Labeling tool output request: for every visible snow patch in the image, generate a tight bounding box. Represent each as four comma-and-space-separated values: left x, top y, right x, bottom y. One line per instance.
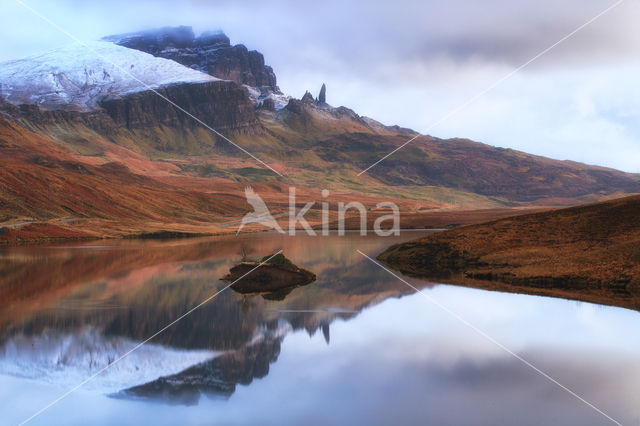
0, 41, 218, 112
243, 84, 291, 110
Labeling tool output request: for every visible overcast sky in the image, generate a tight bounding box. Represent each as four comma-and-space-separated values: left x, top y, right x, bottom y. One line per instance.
3, 0, 640, 172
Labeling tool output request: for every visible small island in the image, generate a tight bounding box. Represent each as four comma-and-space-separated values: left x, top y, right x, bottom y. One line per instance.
222, 253, 316, 296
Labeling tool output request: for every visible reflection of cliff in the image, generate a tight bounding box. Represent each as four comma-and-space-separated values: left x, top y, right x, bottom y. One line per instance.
322, 323, 330, 344
2, 261, 388, 351
116, 327, 285, 405
0, 238, 239, 332
1, 235, 420, 348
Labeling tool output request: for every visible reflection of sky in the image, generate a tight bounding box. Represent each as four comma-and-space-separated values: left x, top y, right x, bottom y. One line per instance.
209, 286, 640, 426
3, 282, 640, 425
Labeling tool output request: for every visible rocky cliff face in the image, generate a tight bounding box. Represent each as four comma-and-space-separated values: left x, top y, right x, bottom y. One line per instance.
1, 79, 263, 155
104, 26, 279, 91
100, 80, 261, 134
1, 80, 261, 134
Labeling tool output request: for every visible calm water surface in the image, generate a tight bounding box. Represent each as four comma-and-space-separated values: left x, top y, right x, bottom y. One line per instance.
0, 232, 639, 425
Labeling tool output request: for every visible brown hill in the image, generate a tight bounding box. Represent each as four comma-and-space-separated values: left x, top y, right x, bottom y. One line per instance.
0, 116, 251, 238
2, 116, 488, 242
378, 195, 640, 310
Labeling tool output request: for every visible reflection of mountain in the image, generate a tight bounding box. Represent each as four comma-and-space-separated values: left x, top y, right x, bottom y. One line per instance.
0, 233, 428, 402
0, 326, 216, 394
0, 234, 414, 345
116, 326, 285, 405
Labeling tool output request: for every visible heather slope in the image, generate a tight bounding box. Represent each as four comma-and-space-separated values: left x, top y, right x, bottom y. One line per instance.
378, 194, 640, 310
0, 116, 248, 235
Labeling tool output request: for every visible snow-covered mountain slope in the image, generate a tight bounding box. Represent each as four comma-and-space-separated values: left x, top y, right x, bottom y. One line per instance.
0, 41, 218, 112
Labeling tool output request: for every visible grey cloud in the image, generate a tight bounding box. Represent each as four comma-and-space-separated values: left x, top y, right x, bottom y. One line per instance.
4, 0, 639, 68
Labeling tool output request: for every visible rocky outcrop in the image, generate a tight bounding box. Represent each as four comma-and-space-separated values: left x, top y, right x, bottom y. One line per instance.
259, 98, 275, 111
318, 83, 326, 104
222, 253, 316, 296
104, 26, 279, 90
300, 91, 315, 104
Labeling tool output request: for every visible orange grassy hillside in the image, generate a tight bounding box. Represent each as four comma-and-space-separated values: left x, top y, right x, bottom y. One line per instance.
378, 194, 640, 310
0, 117, 251, 238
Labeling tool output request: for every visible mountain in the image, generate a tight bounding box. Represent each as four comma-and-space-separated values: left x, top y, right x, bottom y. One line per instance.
0, 38, 263, 148
378, 194, 640, 310
0, 26, 639, 240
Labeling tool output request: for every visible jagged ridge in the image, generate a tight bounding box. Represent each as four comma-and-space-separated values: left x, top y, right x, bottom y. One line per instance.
104, 26, 278, 90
